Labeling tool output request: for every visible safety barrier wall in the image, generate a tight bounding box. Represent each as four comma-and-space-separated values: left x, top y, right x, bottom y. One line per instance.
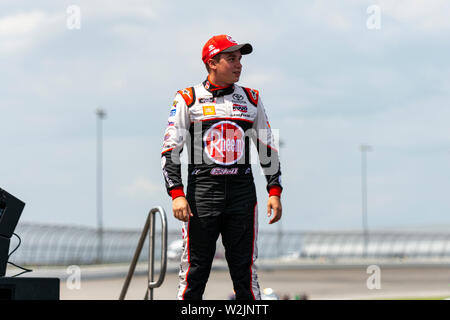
9, 223, 450, 265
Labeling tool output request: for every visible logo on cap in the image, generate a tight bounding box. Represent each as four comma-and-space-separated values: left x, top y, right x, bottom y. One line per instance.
226, 35, 237, 44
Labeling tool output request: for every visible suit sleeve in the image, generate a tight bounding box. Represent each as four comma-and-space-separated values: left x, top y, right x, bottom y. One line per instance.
252, 97, 283, 197
161, 93, 190, 199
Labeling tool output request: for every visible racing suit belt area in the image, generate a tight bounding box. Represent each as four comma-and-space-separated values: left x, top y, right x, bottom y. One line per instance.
187, 166, 255, 217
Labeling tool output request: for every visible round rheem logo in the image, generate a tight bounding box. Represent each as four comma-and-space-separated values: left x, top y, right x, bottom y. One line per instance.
203, 121, 245, 165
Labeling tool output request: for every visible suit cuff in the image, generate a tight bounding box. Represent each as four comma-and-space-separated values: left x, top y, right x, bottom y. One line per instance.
269, 185, 282, 198
170, 187, 185, 200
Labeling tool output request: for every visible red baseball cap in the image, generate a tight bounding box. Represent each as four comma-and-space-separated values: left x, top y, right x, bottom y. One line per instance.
202, 35, 253, 64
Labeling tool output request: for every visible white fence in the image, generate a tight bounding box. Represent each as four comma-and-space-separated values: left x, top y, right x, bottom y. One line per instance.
8, 223, 450, 265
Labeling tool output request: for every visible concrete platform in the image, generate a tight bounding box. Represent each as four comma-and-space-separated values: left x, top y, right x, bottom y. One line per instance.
53, 264, 450, 300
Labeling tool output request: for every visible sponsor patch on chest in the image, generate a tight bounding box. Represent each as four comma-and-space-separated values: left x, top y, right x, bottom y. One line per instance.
233, 104, 247, 113
203, 121, 245, 165
198, 97, 215, 104
210, 167, 239, 175
203, 105, 216, 116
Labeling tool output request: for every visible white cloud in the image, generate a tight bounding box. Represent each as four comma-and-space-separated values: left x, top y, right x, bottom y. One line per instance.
0, 11, 46, 36
110, 23, 150, 38
0, 10, 64, 55
307, 1, 355, 30
379, 0, 450, 31
82, 0, 158, 20
0, 11, 45, 53
120, 176, 164, 199
240, 72, 278, 88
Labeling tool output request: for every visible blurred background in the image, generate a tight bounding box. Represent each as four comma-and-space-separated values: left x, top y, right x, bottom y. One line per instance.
1, 0, 449, 300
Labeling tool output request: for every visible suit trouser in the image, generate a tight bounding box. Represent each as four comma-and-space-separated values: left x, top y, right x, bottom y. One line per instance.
177, 179, 260, 300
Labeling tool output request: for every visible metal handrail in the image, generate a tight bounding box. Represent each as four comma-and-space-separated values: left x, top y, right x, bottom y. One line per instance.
119, 206, 167, 300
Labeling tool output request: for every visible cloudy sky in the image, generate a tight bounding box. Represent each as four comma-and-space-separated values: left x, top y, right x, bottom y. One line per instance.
1, 0, 450, 232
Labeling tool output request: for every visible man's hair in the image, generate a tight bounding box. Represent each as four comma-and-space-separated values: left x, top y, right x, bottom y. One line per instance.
205, 53, 222, 73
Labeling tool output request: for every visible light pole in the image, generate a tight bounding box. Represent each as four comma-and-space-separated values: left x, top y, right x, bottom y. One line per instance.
360, 144, 372, 258
276, 138, 285, 258
96, 108, 107, 264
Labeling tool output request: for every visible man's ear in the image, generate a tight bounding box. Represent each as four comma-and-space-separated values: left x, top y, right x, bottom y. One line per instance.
207, 58, 217, 71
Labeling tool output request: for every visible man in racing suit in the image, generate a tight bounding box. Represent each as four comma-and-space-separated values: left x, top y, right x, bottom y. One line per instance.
161, 34, 283, 300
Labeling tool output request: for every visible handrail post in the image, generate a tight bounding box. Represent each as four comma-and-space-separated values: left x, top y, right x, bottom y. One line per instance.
119, 206, 167, 300
148, 211, 155, 300
147, 206, 168, 299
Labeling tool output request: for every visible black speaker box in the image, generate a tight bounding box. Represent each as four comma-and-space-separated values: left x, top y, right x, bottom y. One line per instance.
0, 235, 10, 277
0, 188, 25, 238
0, 277, 60, 300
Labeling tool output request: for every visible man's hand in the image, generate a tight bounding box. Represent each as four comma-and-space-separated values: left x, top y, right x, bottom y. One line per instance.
267, 196, 282, 224
172, 196, 193, 222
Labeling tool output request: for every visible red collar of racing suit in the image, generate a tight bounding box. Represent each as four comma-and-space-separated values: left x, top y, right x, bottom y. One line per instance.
203, 76, 235, 98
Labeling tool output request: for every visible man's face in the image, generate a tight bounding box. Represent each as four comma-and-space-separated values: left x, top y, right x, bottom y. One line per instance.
210, 51, 242, 85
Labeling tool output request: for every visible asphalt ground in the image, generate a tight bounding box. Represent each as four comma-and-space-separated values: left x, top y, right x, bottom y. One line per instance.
58, 264, 450, 300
